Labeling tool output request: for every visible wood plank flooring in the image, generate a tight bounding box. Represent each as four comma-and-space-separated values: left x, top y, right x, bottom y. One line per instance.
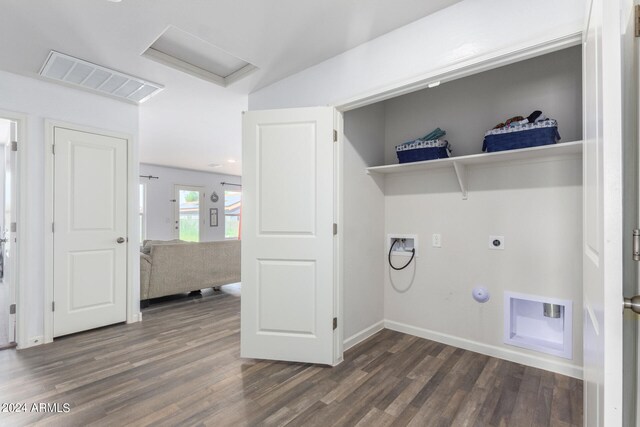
0, 287, 582, 426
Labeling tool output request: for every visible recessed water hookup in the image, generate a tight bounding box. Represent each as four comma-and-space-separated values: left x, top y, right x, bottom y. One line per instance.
504, 292, 572, 359
388, 234, 418, 257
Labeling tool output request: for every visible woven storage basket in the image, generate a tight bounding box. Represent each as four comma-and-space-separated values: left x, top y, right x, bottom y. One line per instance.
396, 139, 450, 163
483, 124, 560, 153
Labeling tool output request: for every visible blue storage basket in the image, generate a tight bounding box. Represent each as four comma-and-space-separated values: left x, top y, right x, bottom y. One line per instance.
396, 139, 451, 163
483, 125, 560, 153
397, 146, 450, 163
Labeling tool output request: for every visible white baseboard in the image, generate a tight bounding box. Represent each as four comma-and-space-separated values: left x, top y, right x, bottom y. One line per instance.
18, 335, 44, 349
384, 320, 583, 379
343, 320, 385, 351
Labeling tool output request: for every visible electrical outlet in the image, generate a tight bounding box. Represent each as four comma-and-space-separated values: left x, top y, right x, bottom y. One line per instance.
432, 233, 442, 248
489, 235, 505, 250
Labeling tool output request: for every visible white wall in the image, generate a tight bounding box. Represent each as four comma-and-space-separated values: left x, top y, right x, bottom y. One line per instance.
342, 104, 386, 346
249, 0, 584, 110
138, 79, 247, 176
383, 160, 583, 376
140, 163, 241, 243
0, 70, 139, 345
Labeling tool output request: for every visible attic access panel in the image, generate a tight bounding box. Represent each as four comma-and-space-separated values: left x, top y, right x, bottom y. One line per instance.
142, 26, 258, 87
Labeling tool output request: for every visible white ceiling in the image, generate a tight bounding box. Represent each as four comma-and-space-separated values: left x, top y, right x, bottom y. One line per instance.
0, 0, 461, 175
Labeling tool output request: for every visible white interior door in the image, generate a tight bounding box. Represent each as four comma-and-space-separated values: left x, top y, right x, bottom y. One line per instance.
53, 127, 128, 337
241, 107, 337, 365
623, 0, 639, 422
583, 0, 632, 423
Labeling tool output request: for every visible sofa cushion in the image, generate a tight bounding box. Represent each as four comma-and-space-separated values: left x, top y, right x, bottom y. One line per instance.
141, 239, 187, 254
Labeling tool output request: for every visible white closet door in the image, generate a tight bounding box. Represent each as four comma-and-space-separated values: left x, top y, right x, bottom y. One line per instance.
582, 0, 631, 423
241, 107, 337, 365
53, 127, 128, 337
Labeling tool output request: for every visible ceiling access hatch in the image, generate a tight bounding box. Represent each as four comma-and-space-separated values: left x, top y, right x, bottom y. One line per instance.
39, 51, 164, 103
142, 26, 258, 87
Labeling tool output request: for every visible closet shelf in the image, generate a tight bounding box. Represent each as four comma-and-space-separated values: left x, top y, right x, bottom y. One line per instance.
366, 140, 583, 199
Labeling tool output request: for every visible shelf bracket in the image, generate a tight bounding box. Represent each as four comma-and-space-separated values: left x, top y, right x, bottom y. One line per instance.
452, 161, 468, 200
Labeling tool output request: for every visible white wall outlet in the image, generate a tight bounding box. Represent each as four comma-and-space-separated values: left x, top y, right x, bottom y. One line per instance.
489, 235, 505, 250
432, 233, 442, 248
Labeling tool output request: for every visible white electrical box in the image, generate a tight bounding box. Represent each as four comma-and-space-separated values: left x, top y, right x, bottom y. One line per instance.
388, 234, 418, 257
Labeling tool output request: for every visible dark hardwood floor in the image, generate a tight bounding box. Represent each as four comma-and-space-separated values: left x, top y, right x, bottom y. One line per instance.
0, 286, 582, 426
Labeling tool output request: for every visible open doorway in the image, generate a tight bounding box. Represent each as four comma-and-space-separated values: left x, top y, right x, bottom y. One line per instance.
138, 166, 242, 310
0, 117, 17, 350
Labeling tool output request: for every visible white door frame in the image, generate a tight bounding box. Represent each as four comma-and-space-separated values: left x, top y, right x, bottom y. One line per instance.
44, 120, 139, 344
0, 110, 27, 349
333, 110, 344, 364
333, 32, 582, 113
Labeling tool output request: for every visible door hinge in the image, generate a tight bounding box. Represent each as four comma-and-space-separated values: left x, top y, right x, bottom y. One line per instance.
11, 141, 17, 152
52, 222, 55, 233
52, 301, 55, 312
633, 229, 640, 261
333, 317, 337, 330
636, 5, 640, 37
10, 222, 16, 233
52, 144, 55, 155
333, 223, 337, 235
9, 304, 15, 315
333, 129, 338, 142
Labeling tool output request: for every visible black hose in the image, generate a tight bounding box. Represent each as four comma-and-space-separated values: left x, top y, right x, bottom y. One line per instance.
388, 239, 415, 271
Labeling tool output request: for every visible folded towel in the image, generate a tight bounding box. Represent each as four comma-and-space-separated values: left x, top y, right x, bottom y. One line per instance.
484, 119, 558, 137
397, 128, 447, 147
420, 128, 446, 141
492, 111, 548, 130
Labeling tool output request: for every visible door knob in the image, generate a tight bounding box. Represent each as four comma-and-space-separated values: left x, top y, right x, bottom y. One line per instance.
624, 295, 640, 314
116, 237, 125, 244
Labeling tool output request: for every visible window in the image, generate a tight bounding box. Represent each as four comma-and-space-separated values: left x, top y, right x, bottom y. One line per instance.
175, 185, 203, 242
139, 183, 146, 245
224, 190, 241, 239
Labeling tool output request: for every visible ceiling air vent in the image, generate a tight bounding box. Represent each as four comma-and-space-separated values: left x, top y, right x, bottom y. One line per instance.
39, 51, 163, 103
142, 26, 258, 87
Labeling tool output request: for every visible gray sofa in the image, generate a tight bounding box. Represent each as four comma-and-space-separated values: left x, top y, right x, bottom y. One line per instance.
140, 239, 241, 300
